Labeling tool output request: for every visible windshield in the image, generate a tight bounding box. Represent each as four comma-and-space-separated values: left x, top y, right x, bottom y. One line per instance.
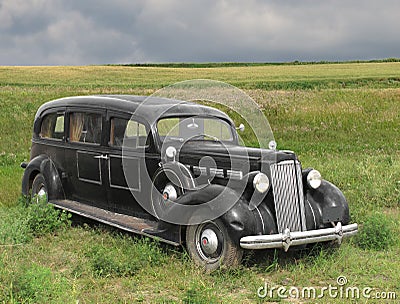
157, 116, 234, 143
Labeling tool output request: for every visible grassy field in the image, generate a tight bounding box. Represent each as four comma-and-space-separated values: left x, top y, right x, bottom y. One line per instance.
0, 63, 399, 303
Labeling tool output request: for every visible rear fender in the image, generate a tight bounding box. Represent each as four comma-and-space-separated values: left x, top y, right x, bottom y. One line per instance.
21, 154, 65, 200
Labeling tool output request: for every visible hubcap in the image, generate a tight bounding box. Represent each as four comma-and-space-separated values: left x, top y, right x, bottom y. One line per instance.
35, 186, 47, 203
37, 187, 46, 198
162, 183, 178, 201
200, 228, 219, 256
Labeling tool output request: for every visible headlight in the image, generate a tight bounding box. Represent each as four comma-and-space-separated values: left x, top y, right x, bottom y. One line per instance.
165, 146, 177, 159
307, 169, 322, 189
253, 172, 270, 193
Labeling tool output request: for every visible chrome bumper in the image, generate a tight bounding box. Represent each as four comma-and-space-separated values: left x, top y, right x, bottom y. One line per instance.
240, 222, 358, 251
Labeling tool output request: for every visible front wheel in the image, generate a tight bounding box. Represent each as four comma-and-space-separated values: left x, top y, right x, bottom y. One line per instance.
31, 173, 48, 203
185, 219, 243, 272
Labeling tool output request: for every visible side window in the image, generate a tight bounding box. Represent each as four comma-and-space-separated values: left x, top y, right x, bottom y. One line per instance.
69, 112, 102, 144
157, 118, 180, 137
110, 118, 148, 148
40, 113, 65, 140
204, 119, 232, 141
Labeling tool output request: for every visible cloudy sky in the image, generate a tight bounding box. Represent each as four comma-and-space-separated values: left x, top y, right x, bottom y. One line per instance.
0, 0, 399, 65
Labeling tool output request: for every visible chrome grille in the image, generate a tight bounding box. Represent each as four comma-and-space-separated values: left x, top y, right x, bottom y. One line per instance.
270, 160, 306, 233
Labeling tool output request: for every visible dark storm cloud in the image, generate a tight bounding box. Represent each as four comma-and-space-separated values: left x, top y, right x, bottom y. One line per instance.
0, 0, 399, 65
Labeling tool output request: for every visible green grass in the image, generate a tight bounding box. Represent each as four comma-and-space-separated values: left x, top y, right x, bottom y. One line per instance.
0, 62, 399, 303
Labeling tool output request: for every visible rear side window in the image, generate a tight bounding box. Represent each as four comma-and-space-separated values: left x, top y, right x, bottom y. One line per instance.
69, 112, 102, 144
40, 113, 64, 140
110, 118, 148, 148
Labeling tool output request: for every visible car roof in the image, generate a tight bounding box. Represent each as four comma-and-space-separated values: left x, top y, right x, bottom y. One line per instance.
36, 95, 233, 125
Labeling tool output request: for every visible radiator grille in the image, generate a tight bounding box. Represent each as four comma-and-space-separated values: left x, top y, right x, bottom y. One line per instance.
270, 160, 306, 233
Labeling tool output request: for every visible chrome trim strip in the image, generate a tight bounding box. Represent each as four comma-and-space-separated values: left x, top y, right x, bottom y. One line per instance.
274, 159, 297, 166
255, 207, 265, 234
188, 165, 243, 180
240, 223, 358, 251
227, 169, 243, 180
209, 167, 224, 178
306, 198, 317, 230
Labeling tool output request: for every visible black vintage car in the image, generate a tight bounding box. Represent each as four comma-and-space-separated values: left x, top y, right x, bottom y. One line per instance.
22, 95, 358, 271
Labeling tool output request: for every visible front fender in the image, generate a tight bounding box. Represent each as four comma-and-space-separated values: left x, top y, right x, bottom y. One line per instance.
21, 154, 65, 200
162, 184, 242, 224
161, 161, 196, 190
166, 184, 261, 245
306, 180, 350, 229
219, 198, 260, 244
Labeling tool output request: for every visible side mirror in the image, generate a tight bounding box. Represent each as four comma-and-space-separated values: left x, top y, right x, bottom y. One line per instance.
236, 123, 245, 132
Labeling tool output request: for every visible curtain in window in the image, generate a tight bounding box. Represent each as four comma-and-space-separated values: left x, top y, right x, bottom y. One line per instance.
70, 113, 84, 142
40, 115, 54, 138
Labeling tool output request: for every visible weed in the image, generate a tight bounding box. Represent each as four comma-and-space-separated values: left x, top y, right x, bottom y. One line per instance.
0, 197, 71, 245
86, 234, 166, 277
25, 199, 71, 237
0, 205, 31, 244
356, 213, 395, 250
11, 263, 72, 304
87, 243, 139, 277
0, 152, 18, 166
182, 282, 218, 304
13, 263, 53, 302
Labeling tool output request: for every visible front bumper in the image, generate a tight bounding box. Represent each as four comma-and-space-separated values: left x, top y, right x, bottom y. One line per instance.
240, 222, 358, 251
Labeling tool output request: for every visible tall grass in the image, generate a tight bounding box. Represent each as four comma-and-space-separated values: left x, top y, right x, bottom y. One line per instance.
1, 62, 400, 90
0, 63, 399, 303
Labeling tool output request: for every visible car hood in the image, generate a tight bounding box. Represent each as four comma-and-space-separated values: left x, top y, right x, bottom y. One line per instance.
176, 141, 297, 173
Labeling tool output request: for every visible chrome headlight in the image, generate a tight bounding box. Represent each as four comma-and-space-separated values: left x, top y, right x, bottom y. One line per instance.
307, 169, 322, 189
253, 172, 270, 193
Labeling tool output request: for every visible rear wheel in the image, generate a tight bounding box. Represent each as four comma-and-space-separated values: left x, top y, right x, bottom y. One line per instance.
31, 173, 48, 203
186, 219, 243, 272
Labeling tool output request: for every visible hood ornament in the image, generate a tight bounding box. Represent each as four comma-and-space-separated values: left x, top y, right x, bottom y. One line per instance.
268, 140, 277, 150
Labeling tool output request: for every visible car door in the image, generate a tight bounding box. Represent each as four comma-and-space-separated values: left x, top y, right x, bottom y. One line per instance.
64, 109, 109, 209
106, 112, 159, 217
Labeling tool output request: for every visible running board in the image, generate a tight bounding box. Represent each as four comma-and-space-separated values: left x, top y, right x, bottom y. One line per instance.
51, 200, 180, 246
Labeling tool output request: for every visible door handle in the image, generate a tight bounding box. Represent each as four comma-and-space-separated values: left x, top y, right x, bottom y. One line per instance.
94, 154, 109, 160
